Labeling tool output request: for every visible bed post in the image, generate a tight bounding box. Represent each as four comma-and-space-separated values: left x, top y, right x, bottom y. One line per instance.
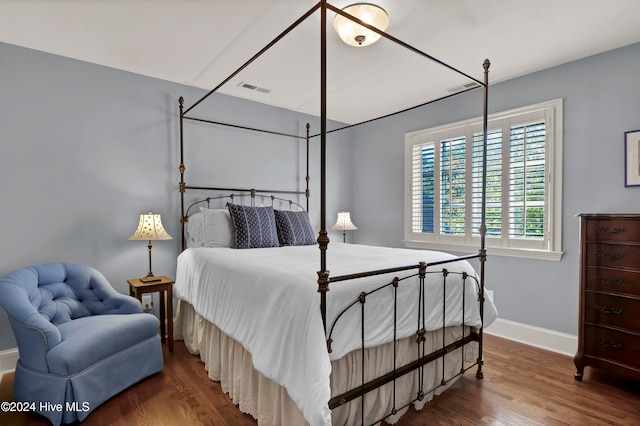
317, 0, 330, 334
306, 123, 310, 212
476, 59, 490, 379
179, 96, 187, 252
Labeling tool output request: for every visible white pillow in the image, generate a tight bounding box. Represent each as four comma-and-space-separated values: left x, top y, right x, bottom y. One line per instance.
185, 212, 205, 248
200, 207, 234, 248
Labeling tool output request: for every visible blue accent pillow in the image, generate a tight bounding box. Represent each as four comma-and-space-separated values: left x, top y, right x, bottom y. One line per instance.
274, 210, 317, 246
227, 204, 280, 249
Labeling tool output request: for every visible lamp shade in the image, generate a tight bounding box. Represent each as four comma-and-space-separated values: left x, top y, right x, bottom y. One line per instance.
333, 3, 389, 47
129, 212, 173, 241
331, 211, 358, 231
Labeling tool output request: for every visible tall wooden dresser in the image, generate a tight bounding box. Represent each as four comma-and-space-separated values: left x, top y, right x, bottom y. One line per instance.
575, 214, 640, 381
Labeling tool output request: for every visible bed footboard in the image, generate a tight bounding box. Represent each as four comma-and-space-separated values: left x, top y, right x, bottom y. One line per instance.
322, 252, 486, 425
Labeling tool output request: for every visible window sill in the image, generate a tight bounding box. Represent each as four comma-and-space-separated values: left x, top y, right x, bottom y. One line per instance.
403, 240, 564, 261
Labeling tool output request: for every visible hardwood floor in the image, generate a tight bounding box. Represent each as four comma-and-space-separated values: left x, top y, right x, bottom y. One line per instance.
1, 334, 639, 425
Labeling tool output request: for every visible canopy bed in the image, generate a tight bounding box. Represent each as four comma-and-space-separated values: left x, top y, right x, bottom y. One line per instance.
173, 2, 496, 425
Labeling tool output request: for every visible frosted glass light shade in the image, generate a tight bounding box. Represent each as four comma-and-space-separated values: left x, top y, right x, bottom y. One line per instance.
334, 3, 389, 47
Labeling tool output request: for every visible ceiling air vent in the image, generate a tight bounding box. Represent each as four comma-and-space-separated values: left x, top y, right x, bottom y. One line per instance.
446, 81, 481, 93
237, 82, 271, 94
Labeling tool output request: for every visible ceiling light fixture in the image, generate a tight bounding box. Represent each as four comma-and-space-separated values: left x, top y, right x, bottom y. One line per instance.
333, 3, 389, 47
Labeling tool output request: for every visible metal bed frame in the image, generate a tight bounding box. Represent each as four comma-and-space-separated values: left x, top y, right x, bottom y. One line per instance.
177, 1, 490, 424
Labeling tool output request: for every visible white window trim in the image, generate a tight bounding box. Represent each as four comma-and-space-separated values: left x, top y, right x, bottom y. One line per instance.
404, 99, 564, 261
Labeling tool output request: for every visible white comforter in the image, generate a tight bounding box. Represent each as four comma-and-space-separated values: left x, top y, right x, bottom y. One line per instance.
174, 243, 498, 426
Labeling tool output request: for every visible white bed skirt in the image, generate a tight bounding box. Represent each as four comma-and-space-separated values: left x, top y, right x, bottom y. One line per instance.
175, 300, 479, 426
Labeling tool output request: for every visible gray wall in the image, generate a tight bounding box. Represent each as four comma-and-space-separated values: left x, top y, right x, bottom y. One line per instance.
0, 42, 353, 351
351, 42, 640, 335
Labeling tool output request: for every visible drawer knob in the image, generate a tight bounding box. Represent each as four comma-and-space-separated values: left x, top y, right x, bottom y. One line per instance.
593, 337, 624, 350
596, 252, 627, 260
595, 226, 628, 235
592, 305, 625, 315
596, 276, 626, 285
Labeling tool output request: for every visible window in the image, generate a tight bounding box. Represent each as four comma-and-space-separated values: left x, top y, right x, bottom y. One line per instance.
405, 99, 563, 260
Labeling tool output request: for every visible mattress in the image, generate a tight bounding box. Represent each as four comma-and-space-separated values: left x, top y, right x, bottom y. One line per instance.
174, 243, 498, 426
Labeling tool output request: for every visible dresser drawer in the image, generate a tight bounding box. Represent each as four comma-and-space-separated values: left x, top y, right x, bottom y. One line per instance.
585, 266, 640, 297
585, 292, 640, 331
586, 219, 640, 242
585, 325, 640, 368
586, 242, 640, 271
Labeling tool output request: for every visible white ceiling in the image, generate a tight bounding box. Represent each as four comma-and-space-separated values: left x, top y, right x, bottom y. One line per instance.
2, 0, 640, 124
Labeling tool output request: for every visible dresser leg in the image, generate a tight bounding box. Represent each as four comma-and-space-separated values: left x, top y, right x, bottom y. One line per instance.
574, 352, 584, 381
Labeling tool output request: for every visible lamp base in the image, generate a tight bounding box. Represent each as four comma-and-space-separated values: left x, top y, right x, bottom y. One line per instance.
140, 275, 161, 283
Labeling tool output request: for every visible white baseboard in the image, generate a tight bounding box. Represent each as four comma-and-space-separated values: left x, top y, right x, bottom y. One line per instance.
485, 318, 577, 357
0, 348, 19, 378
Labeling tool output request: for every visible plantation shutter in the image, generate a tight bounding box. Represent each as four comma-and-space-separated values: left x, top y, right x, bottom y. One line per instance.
411, 142, 435, 234
440, 137, 466, 235
472, 129, 502, 237
509, 121, 546, 240
405, 98, 561, 259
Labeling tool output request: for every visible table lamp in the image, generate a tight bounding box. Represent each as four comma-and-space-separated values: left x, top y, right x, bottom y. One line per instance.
129, 211, 172, 282
331, 211, 357, 243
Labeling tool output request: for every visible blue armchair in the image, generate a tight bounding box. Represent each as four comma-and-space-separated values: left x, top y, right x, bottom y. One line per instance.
0, 263, 164, 425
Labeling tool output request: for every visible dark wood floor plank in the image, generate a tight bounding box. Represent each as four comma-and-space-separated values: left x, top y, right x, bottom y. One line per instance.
1, 334, 639, 425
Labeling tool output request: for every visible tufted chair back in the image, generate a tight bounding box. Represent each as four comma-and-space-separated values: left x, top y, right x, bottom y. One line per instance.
16, 263, 133, 324
0, 262, 141, 371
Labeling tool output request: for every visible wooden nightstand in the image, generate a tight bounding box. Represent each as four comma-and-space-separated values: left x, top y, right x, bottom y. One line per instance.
127, 276, 175, 352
